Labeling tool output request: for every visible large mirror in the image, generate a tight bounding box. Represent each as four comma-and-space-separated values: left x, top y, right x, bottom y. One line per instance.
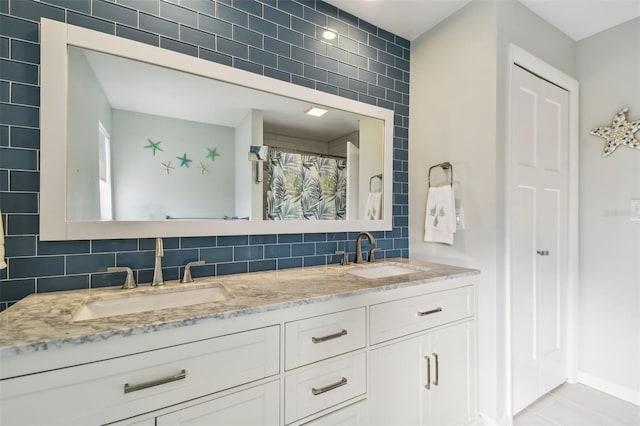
40, 19, 393, 240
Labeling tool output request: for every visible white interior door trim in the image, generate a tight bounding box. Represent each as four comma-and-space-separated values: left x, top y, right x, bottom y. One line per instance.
504, 44, 579, 421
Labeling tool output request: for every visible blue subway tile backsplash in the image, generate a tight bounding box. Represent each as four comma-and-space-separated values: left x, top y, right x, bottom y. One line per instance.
93, 0, 138, 26
66, 10, 114, 34
0, 37, 8, 59
0, 81, 11, 102
0, 0, 409, 310
0, 147, 38, 170
37, 240, 90, 255
0, 14, 39, 41
0, 58, 38, 84
10, 39, 40, 63
160, 0, 198, 27
140, 12, 179, 38
4, 235, 35, 257
9, 0, 65, 23
10, 82, 39, 106
44, 0, 91, 15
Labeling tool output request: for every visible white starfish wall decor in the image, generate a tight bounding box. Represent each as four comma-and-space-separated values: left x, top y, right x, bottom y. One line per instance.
590, 108, 640, 157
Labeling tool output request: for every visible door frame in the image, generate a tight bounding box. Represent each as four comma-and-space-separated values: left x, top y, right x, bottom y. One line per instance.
504, 44, 579, 420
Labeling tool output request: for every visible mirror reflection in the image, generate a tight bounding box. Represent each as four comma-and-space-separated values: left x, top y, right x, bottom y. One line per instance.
67, 47, 384, 223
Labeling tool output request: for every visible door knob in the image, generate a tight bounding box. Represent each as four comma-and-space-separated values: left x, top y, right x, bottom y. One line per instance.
536, 250, 549, 256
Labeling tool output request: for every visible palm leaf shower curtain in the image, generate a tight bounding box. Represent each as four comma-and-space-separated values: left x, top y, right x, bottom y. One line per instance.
266, 149, 347, 220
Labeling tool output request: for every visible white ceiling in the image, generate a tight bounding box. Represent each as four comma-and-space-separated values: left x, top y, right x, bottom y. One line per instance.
80, 48, 361, 142
324, 0, 640, 41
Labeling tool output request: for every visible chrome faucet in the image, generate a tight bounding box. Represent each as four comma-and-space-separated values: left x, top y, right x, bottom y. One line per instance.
152, 238, 164, 286
182, 260, 205, 283
107, 266, 137, 289
355, 231, 376, 263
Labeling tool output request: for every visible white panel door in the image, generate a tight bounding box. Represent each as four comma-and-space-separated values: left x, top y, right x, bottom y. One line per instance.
510, 64, 569, 414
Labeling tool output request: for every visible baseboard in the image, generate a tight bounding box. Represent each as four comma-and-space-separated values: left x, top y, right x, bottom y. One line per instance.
578, 371, 640, 406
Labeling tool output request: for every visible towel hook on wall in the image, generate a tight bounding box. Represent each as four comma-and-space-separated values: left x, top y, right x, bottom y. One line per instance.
369, 174, 383, 192
428, 162, 453, 188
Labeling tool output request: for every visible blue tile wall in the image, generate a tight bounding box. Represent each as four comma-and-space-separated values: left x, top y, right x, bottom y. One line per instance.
0, 0, 410, 310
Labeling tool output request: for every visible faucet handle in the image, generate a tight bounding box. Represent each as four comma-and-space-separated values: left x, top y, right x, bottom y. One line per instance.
107, 267, 137, 289
368, 248, 381, 263
182, 260, 205, 283
334, 250, 349, 266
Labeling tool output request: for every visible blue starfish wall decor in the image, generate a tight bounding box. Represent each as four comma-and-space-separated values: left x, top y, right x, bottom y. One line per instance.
144, 139, 163, 155
590, 108, 640, 157
177, 153, 192, 167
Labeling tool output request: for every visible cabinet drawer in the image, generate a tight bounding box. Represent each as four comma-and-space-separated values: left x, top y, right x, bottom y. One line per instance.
0, 326, 279, 425
284, 352, 366, 424
285, 308, 365, 370
157, 380, 279, 426
301, 399, 369, 425
370, 285, 473, 344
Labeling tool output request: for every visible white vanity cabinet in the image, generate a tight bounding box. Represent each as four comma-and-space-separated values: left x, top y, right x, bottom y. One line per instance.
369, 284, 477, 426
0, 266, 478, 426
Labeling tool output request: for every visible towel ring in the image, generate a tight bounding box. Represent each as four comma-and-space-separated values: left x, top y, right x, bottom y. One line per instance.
369, 174, 383, 191
428, 162, 453, 187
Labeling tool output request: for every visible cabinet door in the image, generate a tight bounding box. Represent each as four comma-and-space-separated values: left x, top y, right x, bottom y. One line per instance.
157, 381, 279, 426
424, 321, 476, 426
369, 336, 422, 426
370, 320, 476, 426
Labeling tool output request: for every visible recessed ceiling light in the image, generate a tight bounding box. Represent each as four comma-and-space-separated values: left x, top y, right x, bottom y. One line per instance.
322, 30, 337, 40
305, 106, 329, 117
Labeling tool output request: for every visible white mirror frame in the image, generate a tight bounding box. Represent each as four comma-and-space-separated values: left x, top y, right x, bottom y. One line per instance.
40, 19, 394, 240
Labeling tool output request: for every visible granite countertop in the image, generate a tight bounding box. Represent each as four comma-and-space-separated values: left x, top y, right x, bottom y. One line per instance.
0, 259, 478, 357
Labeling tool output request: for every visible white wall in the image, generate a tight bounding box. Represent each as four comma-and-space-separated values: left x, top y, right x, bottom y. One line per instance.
111, 110, 235, 220
576, 18, 640, 403
328, 131, 358, 158
409, 0, 577, 422
67, 47, 111, 220
263, 132, 329, 155
409, 1, 499, 420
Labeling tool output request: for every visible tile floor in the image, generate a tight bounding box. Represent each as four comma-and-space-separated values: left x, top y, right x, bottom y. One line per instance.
514, 383, 640, 426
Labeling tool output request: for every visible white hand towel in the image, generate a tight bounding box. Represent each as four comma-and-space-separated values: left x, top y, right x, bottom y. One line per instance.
0, 208, 6, 269
423, 186, 456, 244
365, 192, 382, 220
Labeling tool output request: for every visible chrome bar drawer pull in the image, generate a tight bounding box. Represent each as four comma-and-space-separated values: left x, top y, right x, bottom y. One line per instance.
124, 369, 186, 394
312, 377, 348, 395
424, 356, 431, 390
312, 329, 347, 344
417, 307, 442, 317
432, 353, 439, 386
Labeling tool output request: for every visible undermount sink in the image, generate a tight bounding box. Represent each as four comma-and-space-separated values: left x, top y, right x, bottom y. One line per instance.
347, 263, 431, 279
72, 285, 231, 322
